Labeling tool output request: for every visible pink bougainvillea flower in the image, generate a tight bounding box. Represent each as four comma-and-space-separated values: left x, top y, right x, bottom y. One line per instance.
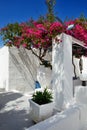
22, 43, 27, 48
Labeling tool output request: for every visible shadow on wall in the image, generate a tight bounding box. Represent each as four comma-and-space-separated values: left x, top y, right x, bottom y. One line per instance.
9, 48, 36, 92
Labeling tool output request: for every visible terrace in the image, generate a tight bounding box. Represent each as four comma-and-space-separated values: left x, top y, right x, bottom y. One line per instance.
0, 33, 87, 130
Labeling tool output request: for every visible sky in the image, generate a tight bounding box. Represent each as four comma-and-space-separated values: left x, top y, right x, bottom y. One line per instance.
0, 0, 87, 47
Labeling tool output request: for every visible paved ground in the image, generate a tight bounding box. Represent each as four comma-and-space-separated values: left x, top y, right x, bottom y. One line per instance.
0, 90, 34, 130
1, 89, 87, 130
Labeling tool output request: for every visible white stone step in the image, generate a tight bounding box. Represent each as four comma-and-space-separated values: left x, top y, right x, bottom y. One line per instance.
80, 122, 87, 130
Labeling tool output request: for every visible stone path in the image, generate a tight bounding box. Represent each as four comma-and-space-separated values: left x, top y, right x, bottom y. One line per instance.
0, 90, 34, 130
81, 123, 87, 130
1, 89, 87, 130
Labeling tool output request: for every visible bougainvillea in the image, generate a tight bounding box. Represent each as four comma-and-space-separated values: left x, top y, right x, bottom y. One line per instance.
0, 17, 87, 68
65, 19, 87, 46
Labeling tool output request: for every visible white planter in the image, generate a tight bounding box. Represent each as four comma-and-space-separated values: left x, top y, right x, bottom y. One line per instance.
29, 99, 54, 123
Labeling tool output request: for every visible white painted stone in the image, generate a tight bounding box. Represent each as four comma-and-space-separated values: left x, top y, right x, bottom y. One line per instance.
73, 56, 87, 78
37, 66, 52, 89
26, 106, 80, 130
73, 56, 80, 77
52, 33, 73, 110
0, 46, 52, 94
79, 73, 87, 81
0, 46, 9, 89
29, 99, 54, 123
75, 86, 87, 105
0, 46, 39, 93
82, 56, 87, 74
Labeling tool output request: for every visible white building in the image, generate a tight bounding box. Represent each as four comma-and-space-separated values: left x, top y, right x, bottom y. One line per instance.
0, 46, 39, 93
0, 45, 52, 94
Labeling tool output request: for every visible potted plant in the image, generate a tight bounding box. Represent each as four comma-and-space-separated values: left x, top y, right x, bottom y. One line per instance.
29, 88, 54, 123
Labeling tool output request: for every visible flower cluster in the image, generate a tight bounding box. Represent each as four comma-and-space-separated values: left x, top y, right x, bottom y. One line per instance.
18, 21, 64, 49
0, 17, 87, 59
65, 19, 87, 46
0, 20, 63, 49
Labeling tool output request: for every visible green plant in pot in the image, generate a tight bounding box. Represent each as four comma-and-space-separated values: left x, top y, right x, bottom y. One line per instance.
29, 88, 54, 123
32, 88, 53, 105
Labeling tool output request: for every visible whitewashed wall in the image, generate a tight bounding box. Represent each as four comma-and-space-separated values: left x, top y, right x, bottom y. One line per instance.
0, 46, 9, 89
37, 66, 52, 89
0, 46, 52, 93
73, 56, 87, 87
0, 46, 40, 93
8, 46, 39, 93
81, 56, 87, 75
73, 56, 80, 77
73, 56, 87, 77
52, 33, 73, 110
9, 47, 52, 92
